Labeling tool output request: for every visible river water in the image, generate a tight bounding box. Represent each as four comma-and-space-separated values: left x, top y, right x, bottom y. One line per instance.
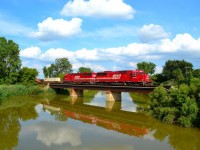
0, 90, 200, 150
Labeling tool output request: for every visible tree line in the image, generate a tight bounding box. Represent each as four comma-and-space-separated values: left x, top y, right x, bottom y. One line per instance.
42, 59, 93, 79
0, 37, 93, 85
2, 37, 200, 128
1, 36, 200, 87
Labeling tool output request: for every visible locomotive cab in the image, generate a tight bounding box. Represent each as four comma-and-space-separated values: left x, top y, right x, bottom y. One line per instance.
129, 70, 152, 86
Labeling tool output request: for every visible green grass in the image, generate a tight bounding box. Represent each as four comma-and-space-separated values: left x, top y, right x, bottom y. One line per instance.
0, 85, 55, 101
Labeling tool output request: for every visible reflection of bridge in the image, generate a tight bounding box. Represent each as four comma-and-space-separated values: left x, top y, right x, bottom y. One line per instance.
49, 83, 155, 101
43, 98, 150, 137
64, 109, 148, 137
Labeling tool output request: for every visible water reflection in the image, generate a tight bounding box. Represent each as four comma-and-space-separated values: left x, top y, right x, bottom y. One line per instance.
0, 91, 200, 150
44, 99, 149, 137
27, 121, 81, 147
0, 96, 38, 150
42, 92, 200, 150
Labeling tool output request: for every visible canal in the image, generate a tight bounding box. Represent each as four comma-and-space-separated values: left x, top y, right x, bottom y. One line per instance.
0, 90, 200, 150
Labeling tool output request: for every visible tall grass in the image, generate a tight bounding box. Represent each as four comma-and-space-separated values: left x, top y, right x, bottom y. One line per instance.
0, 85, 45, 100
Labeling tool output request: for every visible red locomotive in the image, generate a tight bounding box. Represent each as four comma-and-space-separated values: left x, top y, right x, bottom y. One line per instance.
63, 70, 152, 86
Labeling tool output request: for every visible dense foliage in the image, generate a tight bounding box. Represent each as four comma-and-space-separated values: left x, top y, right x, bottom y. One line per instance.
137, 61, 156, 75
0, 37, 39, 85
43, 58, 72, 78
193, 69, 200, 78
149, 83, 200, 127
78, 67, 93, 73
0, 37, 21, 84
18, 67, 39, 85
151, 60, 194, 86
162, 60, 193, 82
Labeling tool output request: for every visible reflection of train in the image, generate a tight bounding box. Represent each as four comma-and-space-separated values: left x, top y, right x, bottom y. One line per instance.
63, 70, 152, 86
42, 98, 150, 138
64, 110, 149, 137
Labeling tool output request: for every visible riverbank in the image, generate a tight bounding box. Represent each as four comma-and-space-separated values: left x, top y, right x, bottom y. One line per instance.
0, 84, 55, 101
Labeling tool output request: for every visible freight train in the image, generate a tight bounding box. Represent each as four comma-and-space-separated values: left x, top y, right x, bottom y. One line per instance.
63, 70, 152, 86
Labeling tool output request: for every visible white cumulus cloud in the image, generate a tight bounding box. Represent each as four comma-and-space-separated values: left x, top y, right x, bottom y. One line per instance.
21, 32, 200, 78
23, 33, 200, 62
139, 24, 169, 43
31, 17, 82, 41
159, 33, 200, 52
40, 48, 74, 60
60, 0, 135, 19
20, 46, 41, 58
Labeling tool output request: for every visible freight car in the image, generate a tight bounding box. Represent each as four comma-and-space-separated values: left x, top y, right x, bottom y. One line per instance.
44, 77, 61, 83
63, 70, 152, 86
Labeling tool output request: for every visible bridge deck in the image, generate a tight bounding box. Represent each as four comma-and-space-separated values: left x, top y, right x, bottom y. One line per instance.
49, 83, 157, 92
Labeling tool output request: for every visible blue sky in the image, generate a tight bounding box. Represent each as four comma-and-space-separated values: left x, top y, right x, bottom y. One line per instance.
0, 0, 200, 78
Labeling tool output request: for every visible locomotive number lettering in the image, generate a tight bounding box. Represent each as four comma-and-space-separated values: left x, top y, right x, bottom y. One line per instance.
74, 76, 80, 80
112, 74, 121, 79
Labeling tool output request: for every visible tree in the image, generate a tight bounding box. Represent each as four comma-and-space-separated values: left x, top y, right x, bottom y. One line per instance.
137, 61, 156, 75
43, 66, 48, 78
193, 69, 200, 78
162, 60, 193, 81
43, 58, 72, 78
149, 84, 199, 127
18, 67, 39, 85
43, 64, 55, 78
0, 37, 21, 84
54, 58, 72, 76
78, 67, 93, 73
151, 73, 167, 86
172, 68, 185, 84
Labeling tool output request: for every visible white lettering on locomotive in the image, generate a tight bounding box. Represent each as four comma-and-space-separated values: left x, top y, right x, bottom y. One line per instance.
74, 76, 80, 80
112, 74, 121, 79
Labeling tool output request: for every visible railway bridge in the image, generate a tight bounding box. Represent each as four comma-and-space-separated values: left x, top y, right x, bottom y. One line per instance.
49, 83, 157, 101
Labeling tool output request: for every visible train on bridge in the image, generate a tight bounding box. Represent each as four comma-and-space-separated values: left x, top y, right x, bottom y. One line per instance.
62, 70, 152, 86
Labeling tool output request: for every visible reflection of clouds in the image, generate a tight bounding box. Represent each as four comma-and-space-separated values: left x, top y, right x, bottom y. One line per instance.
35, 104, 43, 113
143, 131, 155, 141
122, 93, 137, 112
28, 121, 81, 147
85, 92, 105, 107
73, 145, 134, 150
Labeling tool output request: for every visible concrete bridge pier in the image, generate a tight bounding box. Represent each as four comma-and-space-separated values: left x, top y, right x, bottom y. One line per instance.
70, 96, 84, 105
70, 88, 83, 97
105, 101, 122, 111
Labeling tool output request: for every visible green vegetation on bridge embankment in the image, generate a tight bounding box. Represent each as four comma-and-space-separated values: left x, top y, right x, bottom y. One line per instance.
0, 85, 55, 101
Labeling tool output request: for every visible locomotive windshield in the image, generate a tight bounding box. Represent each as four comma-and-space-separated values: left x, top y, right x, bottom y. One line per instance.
97, 73, 107, 76
84, 73, 92, 76
132, 73, 136, 77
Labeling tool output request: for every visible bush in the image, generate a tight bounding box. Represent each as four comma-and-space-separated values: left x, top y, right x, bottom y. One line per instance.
177, 116, 192, 127
149, 84, 199, 127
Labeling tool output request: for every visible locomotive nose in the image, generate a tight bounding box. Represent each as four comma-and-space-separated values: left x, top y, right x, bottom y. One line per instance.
146, 75, 151, 81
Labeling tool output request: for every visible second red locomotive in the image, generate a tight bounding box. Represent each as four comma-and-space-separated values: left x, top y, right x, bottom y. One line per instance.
63, 70, 152, 86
